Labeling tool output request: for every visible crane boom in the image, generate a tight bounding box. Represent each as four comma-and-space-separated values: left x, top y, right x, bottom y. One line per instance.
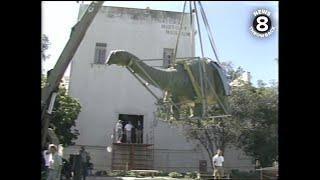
41, 1, 104, 148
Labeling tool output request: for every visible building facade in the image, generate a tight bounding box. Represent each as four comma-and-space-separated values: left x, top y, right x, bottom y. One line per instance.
66, 4, 254, 173
230, 71, 251, 87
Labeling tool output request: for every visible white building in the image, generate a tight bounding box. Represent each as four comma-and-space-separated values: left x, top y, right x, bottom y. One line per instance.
230, 71, 251, 87
65, 4, 254, 173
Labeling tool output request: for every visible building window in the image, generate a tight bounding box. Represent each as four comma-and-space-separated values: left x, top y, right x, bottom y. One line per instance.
163, 48, 174, 68
94, 42, 107, 64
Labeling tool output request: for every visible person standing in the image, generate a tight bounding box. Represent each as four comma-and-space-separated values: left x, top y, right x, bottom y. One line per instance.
136, 121, 143, 144
43, 145, 53, 179
124, 121, 134, 143
47, 144, 62, 180
88, 162, 94, 176
71, 154, 82, 180
86, 153, 92, 176
79, 146, 89, 180
212, 149, 224, 180
115, 120, 123, 143
56, 144, 63, 180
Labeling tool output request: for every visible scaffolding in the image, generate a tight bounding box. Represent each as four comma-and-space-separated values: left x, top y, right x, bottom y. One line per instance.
110, 114, 156, 171
111, 143, 154, 170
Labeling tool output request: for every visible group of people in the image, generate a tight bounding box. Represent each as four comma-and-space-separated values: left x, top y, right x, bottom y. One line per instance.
115, 120, 143, 144
42, 143, 225, 180
42, 145, 92, 180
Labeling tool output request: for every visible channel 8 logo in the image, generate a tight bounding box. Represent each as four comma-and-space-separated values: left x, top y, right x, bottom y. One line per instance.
250, 9, 276, 38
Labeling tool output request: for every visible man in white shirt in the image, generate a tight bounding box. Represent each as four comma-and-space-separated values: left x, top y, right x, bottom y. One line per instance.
46, 144, 62, 180
212, 149, 224, 179
124, 121, 134, 143
43, 145, 53, 178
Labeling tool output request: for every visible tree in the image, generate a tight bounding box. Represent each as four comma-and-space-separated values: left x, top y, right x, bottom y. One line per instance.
156, 62, 246, 169
42, 34, 51, 74
156, 62, 278, 169
220, 61, 245, 84
233, 81, 278, 167
41, 34, 51, 62
179, 114, 240, 169
42, 77, 81, 146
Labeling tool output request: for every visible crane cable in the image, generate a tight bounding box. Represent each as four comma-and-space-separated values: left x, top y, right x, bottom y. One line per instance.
193, 1, 228, 115
197, 2, 229, 114
193, 1, 208, 118
173, 1, 187, 66
197, 1, 220, 63
193, 1, 205, 58
189, 1, 194, 55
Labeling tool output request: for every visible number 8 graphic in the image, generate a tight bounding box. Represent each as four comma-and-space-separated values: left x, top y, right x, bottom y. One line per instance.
256, 16, 268, 32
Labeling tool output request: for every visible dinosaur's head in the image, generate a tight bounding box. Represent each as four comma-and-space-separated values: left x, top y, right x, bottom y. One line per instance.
105, 50, 133, 67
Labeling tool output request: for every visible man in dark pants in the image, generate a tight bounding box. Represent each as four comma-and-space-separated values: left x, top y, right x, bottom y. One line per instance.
71, 154, 82, 180
79, 146, 89, 180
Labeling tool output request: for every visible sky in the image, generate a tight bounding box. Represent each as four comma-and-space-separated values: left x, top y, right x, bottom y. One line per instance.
42, 1, 278, 86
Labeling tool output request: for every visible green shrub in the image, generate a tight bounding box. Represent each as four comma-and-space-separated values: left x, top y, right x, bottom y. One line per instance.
169, 171, 183, 178
41, 170, 47, 180
126, 171, 137, 177
108, 170, 126, 177
230, 169, 259, 179
184, 171, 198, 179
158, 171, 169, 176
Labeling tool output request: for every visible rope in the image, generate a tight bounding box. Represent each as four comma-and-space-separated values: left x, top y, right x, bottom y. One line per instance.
193, 1, 204, 58
126, 67, 160, 101
193, 1, 208, 118
197, 1, 220, 63
189, 1, 194, 54
131, 59, 181, 112
189, 1, 193, 28
173, 1, 187, 67
203, 73, 228, 114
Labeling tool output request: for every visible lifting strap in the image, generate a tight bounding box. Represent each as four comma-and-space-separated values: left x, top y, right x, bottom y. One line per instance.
173, 1, 187, 67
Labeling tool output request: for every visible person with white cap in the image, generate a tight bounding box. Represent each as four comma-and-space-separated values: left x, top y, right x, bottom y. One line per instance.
46, 144, 62, 180
43, 144, 53, 178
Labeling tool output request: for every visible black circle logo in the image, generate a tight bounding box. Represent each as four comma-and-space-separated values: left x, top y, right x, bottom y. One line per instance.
253, 14, 272, 33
